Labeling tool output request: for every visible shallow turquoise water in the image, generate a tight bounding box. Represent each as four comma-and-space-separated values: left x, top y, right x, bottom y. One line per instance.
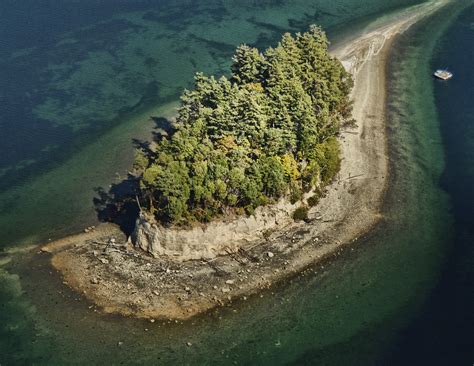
1, 0, 473, 365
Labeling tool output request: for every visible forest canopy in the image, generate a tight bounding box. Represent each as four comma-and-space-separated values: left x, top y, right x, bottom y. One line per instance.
136, 25, 353, 225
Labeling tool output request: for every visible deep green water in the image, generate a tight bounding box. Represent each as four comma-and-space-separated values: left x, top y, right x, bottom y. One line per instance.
388, 4, 474, 363
1, 0, 473, 365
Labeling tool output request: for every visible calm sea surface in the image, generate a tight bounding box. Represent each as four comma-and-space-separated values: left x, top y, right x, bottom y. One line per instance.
0, 0, 473, 364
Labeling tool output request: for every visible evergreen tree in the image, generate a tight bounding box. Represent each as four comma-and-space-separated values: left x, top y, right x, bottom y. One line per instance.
137, 25, 353, 225
231, 45, 265, 85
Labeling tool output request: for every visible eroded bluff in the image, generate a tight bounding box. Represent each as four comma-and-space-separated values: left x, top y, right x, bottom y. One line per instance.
132, 198, 302, 261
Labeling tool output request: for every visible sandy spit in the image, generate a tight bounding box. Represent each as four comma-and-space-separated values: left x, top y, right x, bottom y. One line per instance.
43, 0, 450, 321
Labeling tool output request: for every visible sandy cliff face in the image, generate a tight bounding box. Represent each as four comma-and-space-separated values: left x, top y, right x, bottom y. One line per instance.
132, 198, 301, 261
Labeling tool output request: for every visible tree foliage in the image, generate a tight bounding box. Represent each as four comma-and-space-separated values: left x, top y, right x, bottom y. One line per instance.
137, 25, 353, 225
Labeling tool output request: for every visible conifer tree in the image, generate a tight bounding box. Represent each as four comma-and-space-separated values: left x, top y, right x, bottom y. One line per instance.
231, 45, 265, 85
137, 26, 353, 225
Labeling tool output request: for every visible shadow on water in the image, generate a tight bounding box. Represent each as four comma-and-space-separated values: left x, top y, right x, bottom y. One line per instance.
93, 177, 140, 236
92, 115, 174, 236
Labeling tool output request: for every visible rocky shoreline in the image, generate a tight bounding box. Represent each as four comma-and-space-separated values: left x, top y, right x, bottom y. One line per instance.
42, 0, 449, 321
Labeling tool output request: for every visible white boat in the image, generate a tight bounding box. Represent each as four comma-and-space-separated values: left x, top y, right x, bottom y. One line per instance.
434, 69, 453, 80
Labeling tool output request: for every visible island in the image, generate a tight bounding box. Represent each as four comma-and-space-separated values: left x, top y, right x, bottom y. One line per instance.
133, 25, 353, 261
42, 0, 447, 321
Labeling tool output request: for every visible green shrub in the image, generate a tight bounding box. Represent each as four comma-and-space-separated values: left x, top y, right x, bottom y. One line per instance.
307, 195, 319, 207
318, 137, 341, 184
307, 187, 322, 207
245, 205, 255, 216
290, 185, 303, 204
293, 205, 309, 221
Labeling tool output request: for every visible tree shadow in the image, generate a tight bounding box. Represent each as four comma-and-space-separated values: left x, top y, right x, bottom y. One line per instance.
131, 116, 175, 159
93, 175, 140, 236
150, 116, 175, 140
92, 115, 174, 236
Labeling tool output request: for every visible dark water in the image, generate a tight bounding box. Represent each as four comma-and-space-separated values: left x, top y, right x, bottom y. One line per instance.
1, 0, 473, 365
389, 4, 474, 363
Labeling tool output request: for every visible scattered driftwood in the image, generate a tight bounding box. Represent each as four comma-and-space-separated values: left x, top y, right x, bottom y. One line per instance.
90, 240, 126, 255
91, 240, 109, 246
347, 174, 365, 180
238, 248, 260, 263
104, 248, 137, 258
341, 130, 359, 135
225, 249, 248, 265
338, 173, 364, 182
205, 260, 229, 277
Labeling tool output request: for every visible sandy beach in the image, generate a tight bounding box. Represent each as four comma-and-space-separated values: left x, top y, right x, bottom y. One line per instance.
42, 0, 449, 321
